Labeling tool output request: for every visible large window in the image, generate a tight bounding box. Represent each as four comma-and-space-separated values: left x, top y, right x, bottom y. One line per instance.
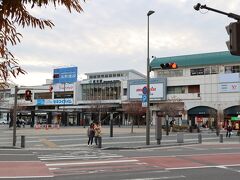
225, 65, 240, 73
167, 86, 185, 94
188, 85, 200, 93
191, 66, 219, 76
54, 92, 73, 99
82, 81, 121, 100
35, 92, 52, 99
157, 69, 183, 77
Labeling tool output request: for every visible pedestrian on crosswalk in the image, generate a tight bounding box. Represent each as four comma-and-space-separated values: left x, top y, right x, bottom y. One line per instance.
87, 123, 95, 146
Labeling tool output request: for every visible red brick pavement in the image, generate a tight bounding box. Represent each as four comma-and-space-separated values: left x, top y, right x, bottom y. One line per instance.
0, 161, 53, 178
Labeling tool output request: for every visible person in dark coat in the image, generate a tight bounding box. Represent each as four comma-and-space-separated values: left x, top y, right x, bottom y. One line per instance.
87, 123, 95, 146
226, 125, 233, 138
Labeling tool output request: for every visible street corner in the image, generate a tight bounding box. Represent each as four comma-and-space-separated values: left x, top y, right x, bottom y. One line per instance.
0, 161, 54, 178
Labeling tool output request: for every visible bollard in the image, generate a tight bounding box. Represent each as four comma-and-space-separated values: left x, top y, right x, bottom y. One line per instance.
98, 137, 102, 148
219, 134, 223, 143
177, 132, 184, 143
21, 135, 25, 148
198, 133, 202, 144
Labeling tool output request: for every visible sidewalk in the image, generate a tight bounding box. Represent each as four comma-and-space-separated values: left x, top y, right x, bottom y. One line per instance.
1, 126, 239, 150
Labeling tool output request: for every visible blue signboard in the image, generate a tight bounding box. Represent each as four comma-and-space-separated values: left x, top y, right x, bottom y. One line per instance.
36, 98, 73, 105
53, 67, 78, 84
142, 94, 147, 107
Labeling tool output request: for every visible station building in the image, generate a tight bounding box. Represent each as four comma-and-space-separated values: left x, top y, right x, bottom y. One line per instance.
1, 51, 240, 130
150, 51, 240, 129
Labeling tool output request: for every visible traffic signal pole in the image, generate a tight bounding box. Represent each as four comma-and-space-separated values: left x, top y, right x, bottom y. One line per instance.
13, 86, 18, 146
194, 3, 240, 56
12, 86, 50, 147
194, 3, 240, 21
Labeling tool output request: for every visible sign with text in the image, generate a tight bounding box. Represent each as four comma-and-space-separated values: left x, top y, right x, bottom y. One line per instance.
53, 83, 74, 92
53, 67, 77, 84
218, 83, 240, 93
130, 83, 164, 99
36, 98, 73, 105
142, 94, 147, 107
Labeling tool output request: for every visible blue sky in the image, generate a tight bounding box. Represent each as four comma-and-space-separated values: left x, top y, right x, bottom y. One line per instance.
10, 0, 240, 86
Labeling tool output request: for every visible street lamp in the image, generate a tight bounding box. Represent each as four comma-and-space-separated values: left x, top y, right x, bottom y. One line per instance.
146, 10, 155, 145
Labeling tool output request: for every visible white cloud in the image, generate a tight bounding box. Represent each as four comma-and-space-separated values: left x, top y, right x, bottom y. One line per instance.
9, 0, 239, 86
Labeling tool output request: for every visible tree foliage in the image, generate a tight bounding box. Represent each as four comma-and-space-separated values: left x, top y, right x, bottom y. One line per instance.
0, 0, 85, 88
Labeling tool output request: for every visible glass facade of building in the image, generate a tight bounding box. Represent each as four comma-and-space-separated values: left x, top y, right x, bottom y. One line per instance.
82, 80, 121, 100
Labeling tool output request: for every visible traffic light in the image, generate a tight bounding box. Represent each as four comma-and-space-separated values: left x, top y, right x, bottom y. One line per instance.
226, 22, 240, 56
25, 89, 32, 101
160, 62, 178, 69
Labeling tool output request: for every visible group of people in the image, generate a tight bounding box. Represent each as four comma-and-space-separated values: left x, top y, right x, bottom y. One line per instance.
87, 122, 102, 146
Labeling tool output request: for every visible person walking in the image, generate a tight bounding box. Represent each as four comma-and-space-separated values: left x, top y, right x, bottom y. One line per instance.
94, 122, 102, 145
87, 123, 95, 146
226, 125, 233, 138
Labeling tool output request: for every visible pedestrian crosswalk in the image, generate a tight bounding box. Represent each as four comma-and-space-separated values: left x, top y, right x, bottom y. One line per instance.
34, 149, 156, 177
37, 151, 123, 161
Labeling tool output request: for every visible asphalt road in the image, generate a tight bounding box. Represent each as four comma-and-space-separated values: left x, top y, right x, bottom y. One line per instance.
1, 144, 240, 179
1, 125, 240, 179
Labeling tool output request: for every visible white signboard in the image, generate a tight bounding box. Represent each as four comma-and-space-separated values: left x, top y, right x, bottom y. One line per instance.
53, 83, 74, 92
219, 73, 240, 83
218, 83, 240, 93
130, 83, 164, 99
36, 98, 73, 105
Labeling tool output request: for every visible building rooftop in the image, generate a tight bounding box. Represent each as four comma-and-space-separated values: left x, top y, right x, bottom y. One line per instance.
85, 69, 146, 78
150, 51, 240, 69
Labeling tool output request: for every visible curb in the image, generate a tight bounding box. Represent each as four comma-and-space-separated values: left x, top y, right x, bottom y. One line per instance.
101, 142, 199, 150
0, 146, 21, 149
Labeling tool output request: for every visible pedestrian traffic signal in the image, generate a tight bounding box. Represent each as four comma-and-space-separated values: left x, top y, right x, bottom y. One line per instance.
160, 62, 178, 69
25, 89, 32, 101
226, 22, 240, 56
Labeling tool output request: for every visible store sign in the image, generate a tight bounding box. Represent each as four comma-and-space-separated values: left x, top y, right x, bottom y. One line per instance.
219, 73, 240, 83
53, 67, 77, 84
53, 83, 74, 92
130, 83, 164, 99
231, 117, 240, 121
36, 98, 73, 105
218, 83, 240, 93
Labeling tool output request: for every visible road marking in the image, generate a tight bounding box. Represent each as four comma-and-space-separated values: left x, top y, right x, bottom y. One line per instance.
0, 154, 34, 156
121, 175, 185, 180
217, 165, 240, 173
46, 159, 139, 167
0, 175, 54, 179
166, 164, 240, 171
40, 138, 57, 148
39, 155, 123, 161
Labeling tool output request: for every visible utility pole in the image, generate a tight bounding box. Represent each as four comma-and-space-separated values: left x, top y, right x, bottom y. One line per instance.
146, 10, 155, 145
